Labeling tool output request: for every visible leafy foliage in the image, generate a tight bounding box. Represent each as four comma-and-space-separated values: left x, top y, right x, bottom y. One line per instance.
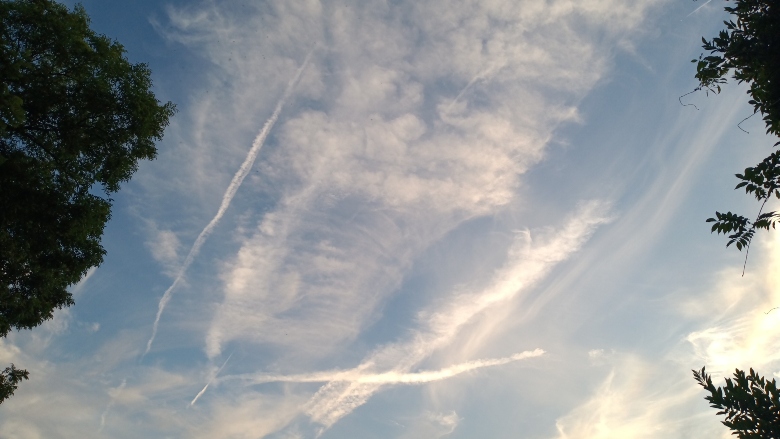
693, 0, 780, 136
693, 0, 780, 254
0, 0, 174, 401
693, 367, 780, 438
692, 2, 780, 435
707, 150, 780, 250
0, 364, 28, 404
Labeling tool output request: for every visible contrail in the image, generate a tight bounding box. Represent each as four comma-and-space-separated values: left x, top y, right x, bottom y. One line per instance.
302, 202, 612, 430
99, 379, 126, 432
686, 0, 713, 17
144, 47, 316, 356
444, 63, 503, 114
216, 349, 544, 386
190, 352, 233, 406
445, 73, 483, 113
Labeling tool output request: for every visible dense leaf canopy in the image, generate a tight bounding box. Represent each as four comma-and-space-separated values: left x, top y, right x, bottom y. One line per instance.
0, 0, 174, 401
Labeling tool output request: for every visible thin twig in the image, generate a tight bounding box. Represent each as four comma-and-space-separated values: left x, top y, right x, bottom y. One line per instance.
743, 191, 775, 276
737, 111, 757, 134
679, 87, 701, 110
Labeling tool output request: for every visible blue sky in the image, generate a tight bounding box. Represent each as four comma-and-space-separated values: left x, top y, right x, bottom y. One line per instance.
2, 0, 780, 437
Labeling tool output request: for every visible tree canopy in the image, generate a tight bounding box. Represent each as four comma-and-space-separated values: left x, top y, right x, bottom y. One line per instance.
0, 0, 174, 401
696, 0, 780, 257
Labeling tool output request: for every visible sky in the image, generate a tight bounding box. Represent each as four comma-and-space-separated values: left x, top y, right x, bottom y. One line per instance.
2, 0, 780, 438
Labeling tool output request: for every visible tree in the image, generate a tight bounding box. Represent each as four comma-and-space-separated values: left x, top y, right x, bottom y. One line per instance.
0, 0, 175, 402
691, 1, 780, 433
693, 367, 780, 438
694, 0, 780, 264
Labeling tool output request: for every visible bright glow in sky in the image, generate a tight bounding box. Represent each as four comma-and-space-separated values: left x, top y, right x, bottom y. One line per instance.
2, 0, 780, 438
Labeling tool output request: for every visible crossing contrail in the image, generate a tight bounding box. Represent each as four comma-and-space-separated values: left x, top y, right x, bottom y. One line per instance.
302, 202, 611, 431
144, 47, 316, 356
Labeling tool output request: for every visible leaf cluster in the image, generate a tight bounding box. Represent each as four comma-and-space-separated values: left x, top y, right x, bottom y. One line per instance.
0, 364, 28, 404
707, 150, 780, 250
693, 367, 780, 438
693, 0, 780, 136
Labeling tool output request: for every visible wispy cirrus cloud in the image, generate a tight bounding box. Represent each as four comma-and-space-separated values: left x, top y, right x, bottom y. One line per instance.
143, 0, 662, 435
9, 1, 780, 438
183, 0, 658, 363
548, 218, 780, 439
550, 355, 716, 439
684, 231, 780, 375
0, 0, 676, 437
297, 202, 611, 431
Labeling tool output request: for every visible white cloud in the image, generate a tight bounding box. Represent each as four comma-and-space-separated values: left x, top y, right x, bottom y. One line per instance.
133, 0, 665, 435
398, 411, 462, 439
0, 0, 676, 437
684, 232, 780, 377
145, 226, 182, 276
299, 202, 610, 430
550, 355, 719, 439
548, 202, 780, 439
428, 411, 460, 431
182, 0, 658, 367
187, 393, 310, 439
588, 349, 617, 366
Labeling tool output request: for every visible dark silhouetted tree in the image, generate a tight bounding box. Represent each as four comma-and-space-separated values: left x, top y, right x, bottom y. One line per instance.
691, 1, 780, 434
692, 0, 780, 264
694, 367, 780, 438
0, 0, 175, 402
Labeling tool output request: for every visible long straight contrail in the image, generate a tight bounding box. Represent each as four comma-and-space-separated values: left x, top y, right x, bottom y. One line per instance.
215, 349, 544, 386
686, 0, 713, 17
190, 352, 233, 406
144, 48, 316, 356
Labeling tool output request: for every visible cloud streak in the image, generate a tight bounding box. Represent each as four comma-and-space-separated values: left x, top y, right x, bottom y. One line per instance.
144, 47, 316, 356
